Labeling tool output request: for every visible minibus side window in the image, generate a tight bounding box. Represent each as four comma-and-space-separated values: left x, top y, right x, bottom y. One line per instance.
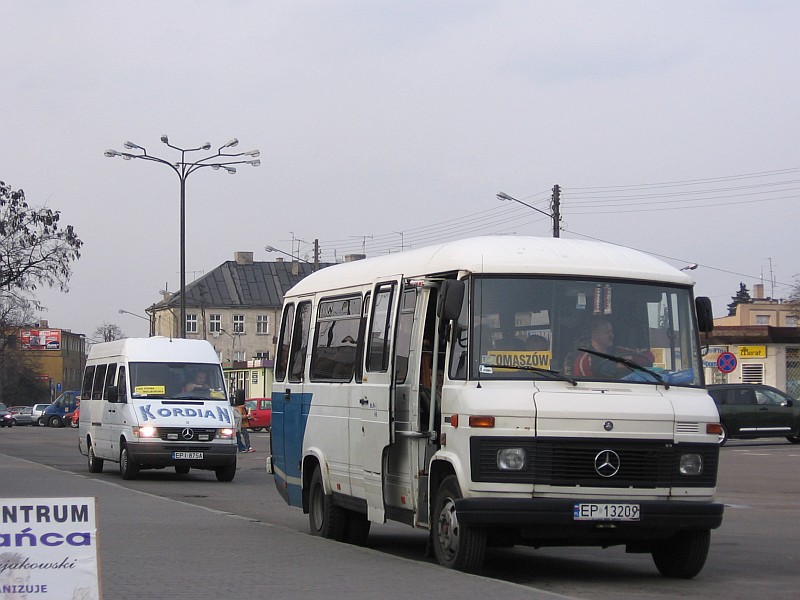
394, 289, 416, 383
310, 295, 362, 382
275, 303, 295, 382
117, 366, 127, 401
82, 366, 95, 400
92, 365, 108, 400
367, 283, 396, 373
289, 301, 312, 383
103, 363, 117, 399
355, 292, 370, 384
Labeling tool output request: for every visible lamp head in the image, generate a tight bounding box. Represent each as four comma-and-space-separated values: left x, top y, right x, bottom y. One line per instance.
202, 142, 211, 150
497, 192, 514, 202
249, 159, 261, 167
160, 134, 169, 144
104, 149, 121, 158
223, 138, 239, 149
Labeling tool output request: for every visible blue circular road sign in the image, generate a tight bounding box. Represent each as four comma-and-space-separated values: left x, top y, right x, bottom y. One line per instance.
717, 352, 737, 373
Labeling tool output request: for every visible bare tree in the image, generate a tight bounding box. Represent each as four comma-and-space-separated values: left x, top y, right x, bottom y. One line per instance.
1, 180, 82, 293
94, 322, 125, 342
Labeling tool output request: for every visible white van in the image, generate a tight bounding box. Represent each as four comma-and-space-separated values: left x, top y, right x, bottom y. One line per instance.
78, 337, 238, 481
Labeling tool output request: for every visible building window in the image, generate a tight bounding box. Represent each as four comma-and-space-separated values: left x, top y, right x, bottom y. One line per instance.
186, 314, 198, 333
257, 315, 270, 334
755, 315, 770, 325
233, 350, 246, 361
233, 314, 245, 334
786, 316, 798, 327
209, 314, 221, 333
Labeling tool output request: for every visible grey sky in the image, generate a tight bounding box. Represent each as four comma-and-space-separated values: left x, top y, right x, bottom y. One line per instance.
2, 1, 798, 339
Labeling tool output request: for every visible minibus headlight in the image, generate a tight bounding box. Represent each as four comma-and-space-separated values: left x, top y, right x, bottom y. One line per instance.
133, 426, 158, 438
679, 453, 703, 476
497, 448, 527, 471
219, 428, 235, 439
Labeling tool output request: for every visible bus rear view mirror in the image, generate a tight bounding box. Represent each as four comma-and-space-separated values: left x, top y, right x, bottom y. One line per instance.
437, 279, 465, 323
695, 296, 714, 333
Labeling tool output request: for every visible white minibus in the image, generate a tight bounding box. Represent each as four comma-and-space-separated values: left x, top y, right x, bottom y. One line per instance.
78, 337, 238, 481
268, 236, 723, 577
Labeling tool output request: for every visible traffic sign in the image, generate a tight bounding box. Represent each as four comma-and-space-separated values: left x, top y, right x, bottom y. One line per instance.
717, 352, 737, 373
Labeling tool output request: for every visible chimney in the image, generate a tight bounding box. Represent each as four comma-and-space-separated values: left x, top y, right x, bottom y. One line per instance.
235, 251, 254, 265
344, 254, 366, 263
753, 283, 764, 300
38, 319, 49, 328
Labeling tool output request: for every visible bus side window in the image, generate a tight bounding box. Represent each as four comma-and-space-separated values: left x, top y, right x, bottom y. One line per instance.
289, 301, 312, 383
117, 366, 127, 401
82, 366, 96, 401
103, 363, 117, 400
275, 303, 295, 382
355, 292, 370, 384
92, 364, 108, 400
367, 283, 396, 373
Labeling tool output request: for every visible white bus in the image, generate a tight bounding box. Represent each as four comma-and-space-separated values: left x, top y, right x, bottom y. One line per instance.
78, 337, 238, 481
268, 236, 723, 577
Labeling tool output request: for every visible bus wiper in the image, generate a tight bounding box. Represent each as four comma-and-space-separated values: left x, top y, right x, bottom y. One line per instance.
480, 364, 577, 386
577, 348, 669, 389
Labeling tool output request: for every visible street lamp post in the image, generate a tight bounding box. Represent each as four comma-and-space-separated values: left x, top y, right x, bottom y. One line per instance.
106, 136, 260, 338
118, 308, 153, 337
497, 186, 561, 238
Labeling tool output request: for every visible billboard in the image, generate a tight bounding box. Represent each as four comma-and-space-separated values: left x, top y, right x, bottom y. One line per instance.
19, 329, 62, 351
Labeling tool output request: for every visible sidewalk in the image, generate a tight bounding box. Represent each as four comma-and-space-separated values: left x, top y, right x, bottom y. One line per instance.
1, 455, 569, 600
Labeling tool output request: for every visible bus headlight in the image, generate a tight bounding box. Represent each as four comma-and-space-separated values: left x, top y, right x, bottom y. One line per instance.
679, 453, 704, 476
497, 448, 527, 471
132, 426, 158, 438
219, 428, 235, 439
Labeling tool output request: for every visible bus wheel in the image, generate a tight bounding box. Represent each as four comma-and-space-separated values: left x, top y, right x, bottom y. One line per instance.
652, 529, 710, 578
119, 444, 139, 480
215, 463, 236, 482
432, 475, 487, 573
88, 443, 104, 473
308, 466, 346, 541
344, 510, 371, 546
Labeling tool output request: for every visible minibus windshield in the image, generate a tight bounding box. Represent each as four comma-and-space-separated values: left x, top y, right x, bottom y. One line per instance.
129, 362, 228, 400
465, 276, 703, 387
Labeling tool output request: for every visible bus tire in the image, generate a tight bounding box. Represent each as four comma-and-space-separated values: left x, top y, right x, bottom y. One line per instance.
215, 463, 236, 482
652, 529, 710, 578
309, 466, 347, 541
344, 510, 371, 546
119, 444, 139, 480
87, 443, 104, 473
432, 475, 487, 573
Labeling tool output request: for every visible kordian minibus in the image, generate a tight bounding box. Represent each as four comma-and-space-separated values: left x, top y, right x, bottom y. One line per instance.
267, 236, 724, 577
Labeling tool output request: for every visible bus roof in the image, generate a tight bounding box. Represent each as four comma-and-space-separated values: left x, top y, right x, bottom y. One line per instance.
86, 337, 221, 364
287, 236, 694, 297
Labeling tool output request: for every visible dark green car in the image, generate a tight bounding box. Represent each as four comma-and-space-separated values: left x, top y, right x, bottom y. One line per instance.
707, 384, 800, 445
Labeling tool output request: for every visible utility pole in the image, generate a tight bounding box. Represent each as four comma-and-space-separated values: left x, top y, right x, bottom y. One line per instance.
314, 239, 320, 271
551, 184, 561, 238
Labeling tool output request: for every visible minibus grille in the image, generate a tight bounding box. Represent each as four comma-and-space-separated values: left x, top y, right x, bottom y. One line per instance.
158, 427, 218, 442
470, 437, 718, 488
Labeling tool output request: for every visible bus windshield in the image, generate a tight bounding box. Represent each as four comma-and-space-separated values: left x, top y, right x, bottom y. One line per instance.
465, 276, 703, 387
129, 362, 228, 400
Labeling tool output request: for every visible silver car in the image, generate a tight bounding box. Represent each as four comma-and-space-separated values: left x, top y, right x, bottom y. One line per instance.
32, 403, 50, 426
9, 406, 35, 426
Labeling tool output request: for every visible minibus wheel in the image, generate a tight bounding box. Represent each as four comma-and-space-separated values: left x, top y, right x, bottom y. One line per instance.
652, 529, 710, 578
215, 463, 236, 482
87, 443, 104, 473
308, 466, 346, 541
119, 444, 139, 480
432, 475, 487, 573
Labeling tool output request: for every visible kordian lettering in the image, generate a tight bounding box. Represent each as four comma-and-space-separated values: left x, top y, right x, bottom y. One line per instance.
2, 503, 89, 524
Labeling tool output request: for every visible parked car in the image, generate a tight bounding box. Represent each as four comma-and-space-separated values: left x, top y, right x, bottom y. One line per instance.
245, 398, 272, 432
0, 403, 13, 427
31, 403, 49, 425
707, 383, 800, 445
9, 406, 35, 426
70, 405, 80, 428
39, 390, 80, 428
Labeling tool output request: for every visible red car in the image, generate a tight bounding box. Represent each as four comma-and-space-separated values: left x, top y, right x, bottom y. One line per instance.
245, 398, 271, 432
70, 405, 80, 428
